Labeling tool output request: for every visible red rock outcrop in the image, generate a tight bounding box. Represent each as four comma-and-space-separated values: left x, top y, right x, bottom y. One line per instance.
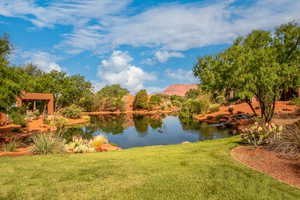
161, 84, 198, 96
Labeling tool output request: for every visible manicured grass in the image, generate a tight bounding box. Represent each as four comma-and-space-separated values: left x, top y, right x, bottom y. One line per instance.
0, 137, 299, 200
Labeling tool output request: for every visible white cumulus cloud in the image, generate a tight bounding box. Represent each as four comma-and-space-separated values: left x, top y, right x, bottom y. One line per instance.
22, 51, 62, 72
96, 51, 156, 93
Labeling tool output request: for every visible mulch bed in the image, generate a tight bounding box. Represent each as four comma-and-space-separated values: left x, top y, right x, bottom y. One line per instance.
231, 146, 300, 188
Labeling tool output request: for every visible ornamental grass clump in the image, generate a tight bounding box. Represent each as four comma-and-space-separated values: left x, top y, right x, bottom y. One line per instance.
89, 135, 108, 149
241, 122, 283, 146
32, 133, 65, 154
3, 139, 18, 152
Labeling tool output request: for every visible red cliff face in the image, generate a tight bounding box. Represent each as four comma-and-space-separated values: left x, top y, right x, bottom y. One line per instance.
162, 84, 198, 96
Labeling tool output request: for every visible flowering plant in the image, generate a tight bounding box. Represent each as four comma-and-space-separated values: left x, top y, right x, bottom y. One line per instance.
64, 136, 95, 153
241, 122, 283, 146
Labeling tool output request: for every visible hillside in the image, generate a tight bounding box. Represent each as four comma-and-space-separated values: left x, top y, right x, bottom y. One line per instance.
161, 84, 198, 96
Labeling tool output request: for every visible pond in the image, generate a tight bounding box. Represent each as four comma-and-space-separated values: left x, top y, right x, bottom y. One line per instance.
63, 114, 232, 149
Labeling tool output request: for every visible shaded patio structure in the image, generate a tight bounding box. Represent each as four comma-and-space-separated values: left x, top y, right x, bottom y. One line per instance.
16, 92, 54, 115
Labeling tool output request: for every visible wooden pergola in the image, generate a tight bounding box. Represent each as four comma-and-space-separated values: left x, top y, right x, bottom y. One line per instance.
16, 92, 54, 114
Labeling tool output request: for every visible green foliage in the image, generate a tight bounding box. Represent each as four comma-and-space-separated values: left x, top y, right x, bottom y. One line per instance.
193, 22, 300, 122
209, 104, 220, 113
32, 133, 65, 154
185, 88, 201, 99
241, 123, 283, 146
180, 97, 210, 116
215, 95, 226, 104
289, 98, 300, 106
171, 100, 182, 107
93, 84, 128, 112
149, 95, 162, 109
96, 84, 129, 98
133, 89, 149, 110
9, 111, 27, 127
3, 139, 18, 152
61, 104, 82, 119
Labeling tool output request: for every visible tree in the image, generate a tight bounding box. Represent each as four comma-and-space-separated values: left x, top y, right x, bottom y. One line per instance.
133, 89, 149, 110
0, 35, 27, 113
193, 23, 300, 122
149, 94, 162, 109
30, 71, 93, 110
93, 84, 129, 112
185, 88, 202, 99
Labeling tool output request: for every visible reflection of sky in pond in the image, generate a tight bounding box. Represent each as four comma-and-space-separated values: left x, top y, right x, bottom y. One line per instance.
65, 115, 231, 149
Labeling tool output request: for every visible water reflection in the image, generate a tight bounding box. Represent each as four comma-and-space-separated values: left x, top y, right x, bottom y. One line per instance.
63, 114, 232, 148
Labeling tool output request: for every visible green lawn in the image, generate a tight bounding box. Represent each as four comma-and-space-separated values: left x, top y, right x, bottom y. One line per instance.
0, 137, 299, 200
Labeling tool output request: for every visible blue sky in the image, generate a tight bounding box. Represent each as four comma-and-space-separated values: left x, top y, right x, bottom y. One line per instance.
0, 0, 299, 94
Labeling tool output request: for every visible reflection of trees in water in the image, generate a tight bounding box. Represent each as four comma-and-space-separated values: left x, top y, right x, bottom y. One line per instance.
179, 116, 228, 141
63, 127, 94, 142
133, 114, 164, 136
89, 114, 127, 134
133, 115, 149, 136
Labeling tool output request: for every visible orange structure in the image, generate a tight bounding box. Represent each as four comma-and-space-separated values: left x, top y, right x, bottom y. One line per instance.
16, 92, 54, 114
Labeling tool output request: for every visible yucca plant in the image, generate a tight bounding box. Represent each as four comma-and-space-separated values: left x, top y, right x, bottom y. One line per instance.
32, 133, 65, 154
3, 139, 18, 152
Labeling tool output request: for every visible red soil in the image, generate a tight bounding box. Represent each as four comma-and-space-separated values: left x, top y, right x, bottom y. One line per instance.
231, 146, 300, 188
161, 84, 198, 96
195, 101, 298, 122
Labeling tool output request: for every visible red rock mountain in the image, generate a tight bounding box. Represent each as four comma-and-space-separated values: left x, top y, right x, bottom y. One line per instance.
162, 84, 198, 96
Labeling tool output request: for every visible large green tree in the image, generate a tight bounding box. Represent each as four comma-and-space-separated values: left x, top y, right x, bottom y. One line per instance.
133, 89, 149, 110
0, 35, 27, 113
193, 23, 300, 122
93, 84, 129, 112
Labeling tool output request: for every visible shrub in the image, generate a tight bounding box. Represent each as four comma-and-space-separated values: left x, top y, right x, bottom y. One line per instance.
64, 136, 95, 153
209, 104, 220, 113
9, 112, 27, 127
241, 123, 283, 146
133, 89, 149, 110
89, 135, 108, 149
171, 100, 182, 107
215, 95, 226, 104
149, 95, 162, 109
3, 139, 18, 152
49, 116, 68, 128
181, 97, 210, 115
32, 133, 65, 154
289, 98, 300, 106
61, 104, 82, 119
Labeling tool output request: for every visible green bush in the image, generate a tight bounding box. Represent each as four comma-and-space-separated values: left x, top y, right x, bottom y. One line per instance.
61, 104, 82, 119
149, 95, 162, 108
289, 98, 300, 106
32, 133, 65, 154
209, 104, 220, 113
181, 98, 210, 115
9, 112, 27, 127
133, 89, 149, 110
171, 100, 182, 107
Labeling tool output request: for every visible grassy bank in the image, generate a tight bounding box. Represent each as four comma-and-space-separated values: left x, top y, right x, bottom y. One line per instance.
0, 137, 299, 200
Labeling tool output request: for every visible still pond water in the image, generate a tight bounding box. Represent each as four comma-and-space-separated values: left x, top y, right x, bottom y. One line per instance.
64, 114, 232, 148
